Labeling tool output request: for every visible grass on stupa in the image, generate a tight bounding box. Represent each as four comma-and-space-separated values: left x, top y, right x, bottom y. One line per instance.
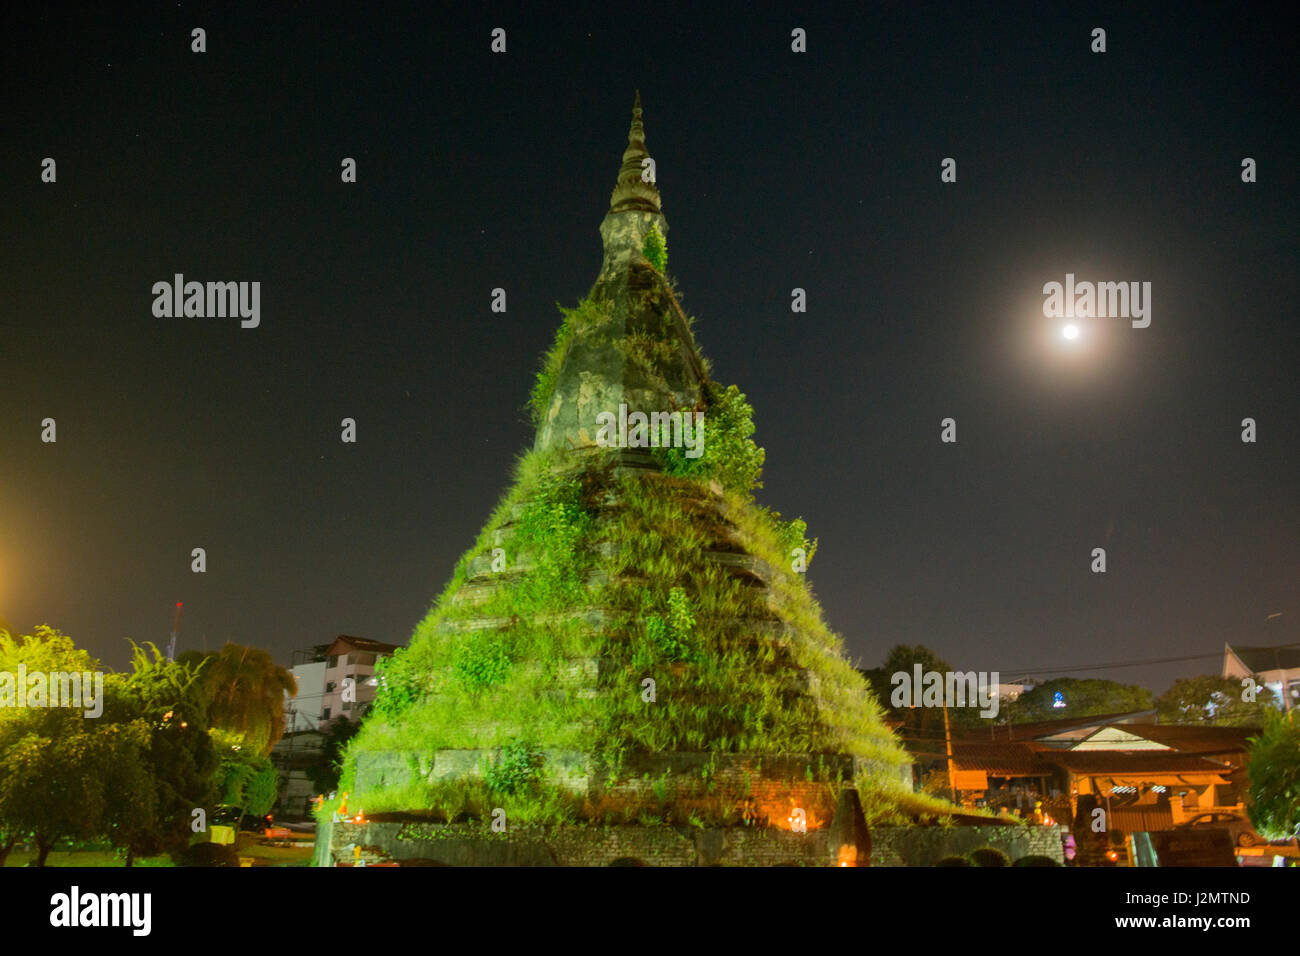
331, 292, 968, 828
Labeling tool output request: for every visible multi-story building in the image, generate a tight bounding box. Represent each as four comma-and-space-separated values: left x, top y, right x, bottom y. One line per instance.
320, 635, 401, 725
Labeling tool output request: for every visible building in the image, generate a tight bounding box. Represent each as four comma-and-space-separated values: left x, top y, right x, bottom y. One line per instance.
1222, 642, 1300, 712
993, 675, 1038, 703
286, 658, 328, 732
320, 635, 400, 725
924, 711, 1257, 835
270, 728, 326, 820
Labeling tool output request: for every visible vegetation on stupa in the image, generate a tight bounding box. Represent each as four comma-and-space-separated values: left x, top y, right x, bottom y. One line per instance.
641, 223, 667, 272
333, 273, 955, 828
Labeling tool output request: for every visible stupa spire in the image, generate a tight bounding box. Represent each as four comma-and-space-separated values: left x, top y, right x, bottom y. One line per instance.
609, 90, 662, 214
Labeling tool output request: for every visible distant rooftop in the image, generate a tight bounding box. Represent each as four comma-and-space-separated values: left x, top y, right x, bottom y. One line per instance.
1226, 643, 1300, 673
325, 635, 401, 656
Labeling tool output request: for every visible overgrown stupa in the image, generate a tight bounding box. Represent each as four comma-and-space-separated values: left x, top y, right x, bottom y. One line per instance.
316, 94, 919, 867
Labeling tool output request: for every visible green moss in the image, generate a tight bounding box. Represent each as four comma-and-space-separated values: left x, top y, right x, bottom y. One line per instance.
642, 224, 667, 272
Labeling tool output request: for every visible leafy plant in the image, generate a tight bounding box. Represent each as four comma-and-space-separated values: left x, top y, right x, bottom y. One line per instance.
645, 587, 697, 662
642, 224, 667, 272
1246, 710, 1300, 842
652, 383, 765, 494
484, 741, 540, 795
452, 634, 512, 690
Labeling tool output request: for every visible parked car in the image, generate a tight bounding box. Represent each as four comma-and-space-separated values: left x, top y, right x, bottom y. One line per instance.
1175, 811, 1262, 847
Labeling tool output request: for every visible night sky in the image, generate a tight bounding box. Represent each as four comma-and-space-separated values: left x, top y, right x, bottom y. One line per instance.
2, 2, 1295, 697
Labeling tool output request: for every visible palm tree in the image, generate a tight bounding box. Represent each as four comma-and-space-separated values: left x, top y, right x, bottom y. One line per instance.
198, 643, 297, 756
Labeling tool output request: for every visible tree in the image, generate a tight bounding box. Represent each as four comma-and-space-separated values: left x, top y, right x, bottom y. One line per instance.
212, 731, 280, 830
186, 642, 296, 756
1158, 674, 1275, 726
0, 717, 146, 866
1246, 711, 1300, 842
0, 626, 115, 865
862, 645, 960, 757
1004, 677, 1153, 724
100, 642, 217, 864
307, 716, 362, 794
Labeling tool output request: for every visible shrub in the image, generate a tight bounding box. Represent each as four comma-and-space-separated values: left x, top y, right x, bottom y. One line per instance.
644, 587, 697, 662
934, 855, 973, 867
1012, 854, 1060, 867
642, 225, 667, 272
653, 383, 765, 494
452, 634, 512, 689
970, 846, 1011, 867
484, 741, 540, 795
177, 842, 240, 867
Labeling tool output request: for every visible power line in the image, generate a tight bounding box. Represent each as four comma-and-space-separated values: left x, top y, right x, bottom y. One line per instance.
992, 643, 1300, 678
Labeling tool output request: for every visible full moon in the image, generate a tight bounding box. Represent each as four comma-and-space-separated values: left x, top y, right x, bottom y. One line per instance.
1062, 323, 1080, 341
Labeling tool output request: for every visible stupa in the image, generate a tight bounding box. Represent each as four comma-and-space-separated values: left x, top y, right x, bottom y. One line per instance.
316, 94, 914, 866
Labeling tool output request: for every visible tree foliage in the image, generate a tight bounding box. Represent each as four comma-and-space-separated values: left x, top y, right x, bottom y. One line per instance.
101, 642, 216, 864
185, 642, 296, 756
653, 382, 765, 495
1246, 711, 1300, 842
1157, 674, 1275, 726
306, 717, 362, 794
1003, 678, 1154, 724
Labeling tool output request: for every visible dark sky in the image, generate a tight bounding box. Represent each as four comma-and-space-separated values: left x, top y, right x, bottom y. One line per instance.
2, 2, 1296, 697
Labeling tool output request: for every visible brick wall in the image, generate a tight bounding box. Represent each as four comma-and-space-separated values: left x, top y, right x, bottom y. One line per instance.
317, 818, 1065, 866
871, 825, 1067, 866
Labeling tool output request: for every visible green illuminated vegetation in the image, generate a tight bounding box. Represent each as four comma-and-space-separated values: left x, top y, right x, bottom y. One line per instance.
339, 249, 933, 832
642, 223, 667, 272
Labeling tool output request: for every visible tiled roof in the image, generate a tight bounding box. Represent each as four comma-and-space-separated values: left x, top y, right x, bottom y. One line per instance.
326, 635, 401, 655
1115, 723, 1257, 753
1052, 751, 1232, 775
949, 742, 1050, 776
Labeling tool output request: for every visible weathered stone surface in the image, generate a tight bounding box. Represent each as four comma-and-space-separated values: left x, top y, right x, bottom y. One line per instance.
316, 818, 1066, 867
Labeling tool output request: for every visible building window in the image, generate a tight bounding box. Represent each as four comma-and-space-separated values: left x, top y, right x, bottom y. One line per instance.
342, 702, 352, 711
322, 707, 331, 720
327, 655, 338, 668
325, 681, 337, 693
357, 653, 375, 666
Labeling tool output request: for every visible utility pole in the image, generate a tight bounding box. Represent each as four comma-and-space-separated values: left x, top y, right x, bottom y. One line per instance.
943, 701, 957, 803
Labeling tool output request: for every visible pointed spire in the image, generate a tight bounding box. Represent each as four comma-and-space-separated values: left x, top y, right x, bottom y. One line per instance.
609, 90, 662, 214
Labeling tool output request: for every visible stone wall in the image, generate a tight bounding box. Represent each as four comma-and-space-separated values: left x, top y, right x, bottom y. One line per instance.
319, 818, 832, 867
871, 825, 1067, 866
316, 817, 1065, 867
